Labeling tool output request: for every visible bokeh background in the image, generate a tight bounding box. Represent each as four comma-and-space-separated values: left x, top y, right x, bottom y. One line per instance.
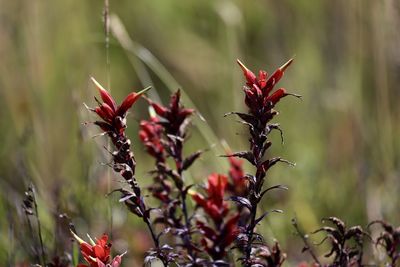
1, 0, 399, 266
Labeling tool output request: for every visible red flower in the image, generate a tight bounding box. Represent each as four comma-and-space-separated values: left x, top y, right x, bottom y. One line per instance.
71, 231, 125, 267
196, 214, 240, 260
227, 154, 247, 196
236, 59, 299, 115
190, 173, 229, 224
139, 116, 164, 160
89, 77, 150, 134
145, 90, 194, 136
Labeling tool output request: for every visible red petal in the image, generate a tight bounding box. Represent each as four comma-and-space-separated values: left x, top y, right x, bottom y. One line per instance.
222, 214, 240, 246
94, 107, 108, 122
91, 77, 117, 112
97, 234, 109, 247
100, 103, 115, 122
117, 86, 151, 117
95, 258, 106, 267
93, 245, 106, 259
264, 59, 293, 96
207, 173, 227, 201
94, 121, 113, 132
191, 193, 207, 208
180, 108, 195, 118
258, 70, 268, 89
197, 221, 217, 239
80, 243, 94, 257
111, 255, 123, 267
150, 102, 167, 117
237, 59, 257, 85
207, 204, 223, 221
170, 90, 181, 113
139, 130, 148, 142
117, 92, 141, 117
266, 88, 287, 105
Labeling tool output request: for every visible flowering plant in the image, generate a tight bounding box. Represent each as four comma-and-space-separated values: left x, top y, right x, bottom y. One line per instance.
18, 60, 399, 267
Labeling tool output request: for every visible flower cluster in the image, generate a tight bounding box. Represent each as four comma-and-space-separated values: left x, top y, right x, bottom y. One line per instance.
191, 174, 230, 223
190, 173, 239, 260
139, 116, 165, 162
19, 60, 400, 267
237, 59, 299, 117
71, 231, 124, 267
146, 90, 194, 138
227, 155, 247, 197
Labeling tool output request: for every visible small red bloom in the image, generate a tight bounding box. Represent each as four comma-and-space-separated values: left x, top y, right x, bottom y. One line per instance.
89, 77, 150, 134
237, 59, 298, 115
145, 90, 194, 136
227, 156, 247, 196
196, 214, 240, 260
71, 231, 125, 267
139, 116, 164, 161
190, 173, 229, 224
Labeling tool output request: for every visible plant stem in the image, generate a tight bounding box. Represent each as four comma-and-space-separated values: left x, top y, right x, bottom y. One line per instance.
143, 217, 168, 267
244, 164, 263, 266
32, 190, 46, 265
292, 218, 321, 265
25, 213, 40, 264
243, 119, 269, 266
174, 140, 195, 260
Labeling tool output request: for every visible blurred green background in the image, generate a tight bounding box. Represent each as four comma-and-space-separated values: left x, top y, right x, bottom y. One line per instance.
1, 0, 399, 265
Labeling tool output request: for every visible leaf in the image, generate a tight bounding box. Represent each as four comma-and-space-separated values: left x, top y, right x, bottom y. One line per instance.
229, 196, 252, 210
267, 123, 284, 144
254, 209, 283, 226
221, 151, 256, 165
182, 184, 195, 194
157, 227, 171, 242
261, 157, 295, 171
182, 150, 203, 170
322, 216, 346, 234
259, 185, 288, 200
344, 226, 364, 240
224, 111, 256, 125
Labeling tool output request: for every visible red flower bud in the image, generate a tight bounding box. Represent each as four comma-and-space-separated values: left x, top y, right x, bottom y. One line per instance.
100, 103, 115, 122
91, 77, 117, 112
150, 102, 168, 117
258, 70, 268, 89
190, 174, 229, 223
71, 231, 125, 267
264, 58, 293, 96
237, 59, 257, 86
267, 88, 287, 105
117, 92, 141, 117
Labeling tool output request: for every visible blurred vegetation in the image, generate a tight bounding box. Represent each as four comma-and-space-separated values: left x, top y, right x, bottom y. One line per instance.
0, 0, 399, 265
